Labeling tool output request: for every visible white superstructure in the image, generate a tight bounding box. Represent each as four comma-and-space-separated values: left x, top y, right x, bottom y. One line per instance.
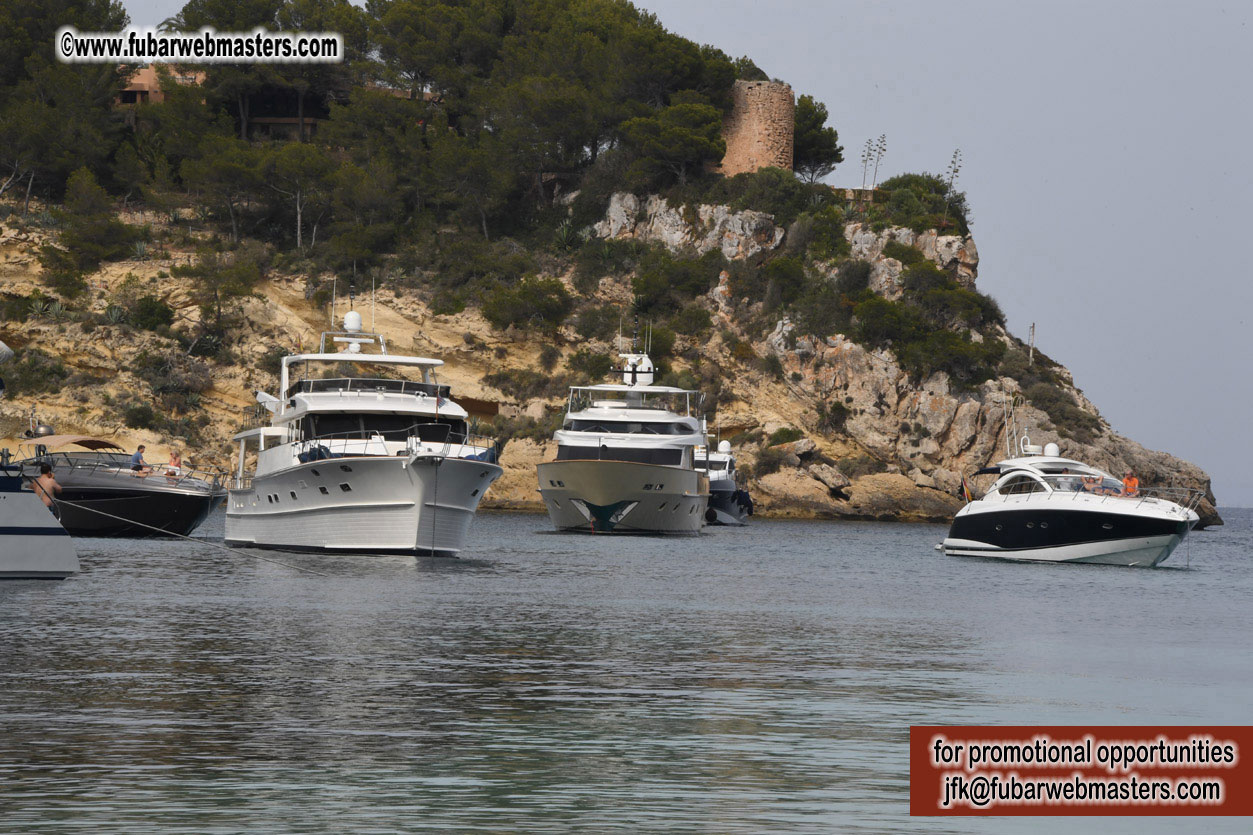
225, 314, 501, 557
538, 351, 709, 533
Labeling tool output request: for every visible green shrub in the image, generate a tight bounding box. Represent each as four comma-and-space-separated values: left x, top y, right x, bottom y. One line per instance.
669, 304, 712, 336
762, 256, 806, 309
767, 426, 803, 446
130, 295, 174, 332
646, 324, 676, 358
574, 304, 620, 340
481, 276, 572, 332
483, 368, 567, 401
808, 205, 849, 260
877, 172, 970, 234
573, 238, 642, 294
122, 401, 160, 430
539, 344, 561, 372
1024, 381, 1102, 443
882, 239, 925, 266
698, 168, 829, 227
632, 248, 724, 316
834, 260, 872, 295
753, 446, 788, 476
567, 348, 612, 381
3, 349, 69, 395
817, 401, 849, 432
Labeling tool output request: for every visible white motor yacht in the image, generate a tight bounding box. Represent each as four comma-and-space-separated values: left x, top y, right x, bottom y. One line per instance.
225, 312, 502, 557
538, 351, 709, 534
943, 439, 1201, 567
696, 440, 752, 526
0, 458, 78, 579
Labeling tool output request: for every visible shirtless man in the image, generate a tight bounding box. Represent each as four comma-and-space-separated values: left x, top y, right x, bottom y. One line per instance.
33, 462, 62, 509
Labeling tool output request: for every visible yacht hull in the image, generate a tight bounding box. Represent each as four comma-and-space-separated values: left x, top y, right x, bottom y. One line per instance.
706, 483, 748, 526
225, 455, 501, 557
943, 506, 1194, 567
54, 486, 220, 537
0, 473, 78, 579
539, 460, 708, 534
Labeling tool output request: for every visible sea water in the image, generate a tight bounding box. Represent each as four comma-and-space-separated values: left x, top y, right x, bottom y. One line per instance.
1, 508, 1250, 833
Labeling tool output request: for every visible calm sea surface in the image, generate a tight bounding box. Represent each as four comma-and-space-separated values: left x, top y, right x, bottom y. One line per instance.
2, 508, 1251, 833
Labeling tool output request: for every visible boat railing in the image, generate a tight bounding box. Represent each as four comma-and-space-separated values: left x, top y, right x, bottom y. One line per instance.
1037, 475, 1204, 513
239, 403, 270, 431
292, 428, 500, 464
284, 377, 451, 401
38, 451, 226, 493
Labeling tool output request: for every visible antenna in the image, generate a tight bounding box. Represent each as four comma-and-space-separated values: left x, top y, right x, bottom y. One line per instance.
1028, 323, 1035, 366
631, 313, 639, 353
371, 271, 376, 333
330, 276, 337, 326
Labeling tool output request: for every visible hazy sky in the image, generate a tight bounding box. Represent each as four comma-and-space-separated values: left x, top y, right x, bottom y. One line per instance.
123, 0, 1252, 505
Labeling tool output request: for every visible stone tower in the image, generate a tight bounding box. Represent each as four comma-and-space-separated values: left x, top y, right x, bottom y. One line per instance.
718, 80, 795, 176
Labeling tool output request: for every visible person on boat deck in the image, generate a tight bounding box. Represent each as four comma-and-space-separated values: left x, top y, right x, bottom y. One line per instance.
1122, 469, 1140, 497
130, 445, 151, 475
166, 449, 182, 476
1058, 468, 1082, 491
33, 462, 62, 509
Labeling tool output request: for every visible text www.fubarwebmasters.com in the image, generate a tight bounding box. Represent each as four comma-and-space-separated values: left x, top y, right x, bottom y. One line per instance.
56, 26, 342, 64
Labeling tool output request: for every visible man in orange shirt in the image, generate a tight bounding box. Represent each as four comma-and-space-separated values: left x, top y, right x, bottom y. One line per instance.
1122, 469, 1140, 497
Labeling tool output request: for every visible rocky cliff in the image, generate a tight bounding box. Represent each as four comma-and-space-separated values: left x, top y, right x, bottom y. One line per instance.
0, 197, 1221, 527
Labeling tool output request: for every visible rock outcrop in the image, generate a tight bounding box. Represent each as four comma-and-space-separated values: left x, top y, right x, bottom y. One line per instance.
592, 192, 784, 259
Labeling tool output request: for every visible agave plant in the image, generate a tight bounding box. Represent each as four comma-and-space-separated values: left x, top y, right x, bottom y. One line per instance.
553, 220, 578, 251
46, 300, 66, 321
131, 240, 149, 261
26, 300, 51, 320
105, 304, 128, 324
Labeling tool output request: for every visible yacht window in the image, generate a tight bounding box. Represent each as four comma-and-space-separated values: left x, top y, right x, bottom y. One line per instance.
1001, 475, 1044, 495
556, 445, 683, 466
565, 420, 690, 435
696, 459, 728, 471
308, 414, 360, 438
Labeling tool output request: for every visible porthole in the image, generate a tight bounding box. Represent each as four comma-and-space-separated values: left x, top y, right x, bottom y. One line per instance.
470, 488, 479, 497
658, 503, 667, 511
290, 491, 297, 500
1026, 522, 1034, 528
340, 465, 352, 472
310, 468, 320, 477
1102, 522, 1113, 530
340, 483, 352, 492
995, 524, 1003, 531
1040, 522, 1048, 529
319, 486, 329, 495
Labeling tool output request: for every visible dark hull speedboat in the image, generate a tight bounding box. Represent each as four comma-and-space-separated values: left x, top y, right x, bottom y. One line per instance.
18, 436, 224, 538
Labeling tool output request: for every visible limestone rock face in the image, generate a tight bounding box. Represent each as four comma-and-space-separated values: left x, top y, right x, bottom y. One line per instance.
764, 318, 1221, 527
844, 221, 979, 298
592, 192, 783, 259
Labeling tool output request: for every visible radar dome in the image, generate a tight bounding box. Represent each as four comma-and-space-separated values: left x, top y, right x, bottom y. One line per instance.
717, 440, 732, 454
343, 311, 363, 333
1043, 442, 1060, 457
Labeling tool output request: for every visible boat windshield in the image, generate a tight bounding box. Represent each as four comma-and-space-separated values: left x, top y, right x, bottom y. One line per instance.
563, 419, 692, 435
1041, 473, 1129, 495
567, 387, 696, 416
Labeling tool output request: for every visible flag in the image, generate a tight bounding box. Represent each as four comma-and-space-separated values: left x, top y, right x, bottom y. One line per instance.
961, 476, 973, 503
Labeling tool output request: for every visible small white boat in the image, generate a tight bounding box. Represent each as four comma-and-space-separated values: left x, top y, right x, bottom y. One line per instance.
0, 460, 79, 579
